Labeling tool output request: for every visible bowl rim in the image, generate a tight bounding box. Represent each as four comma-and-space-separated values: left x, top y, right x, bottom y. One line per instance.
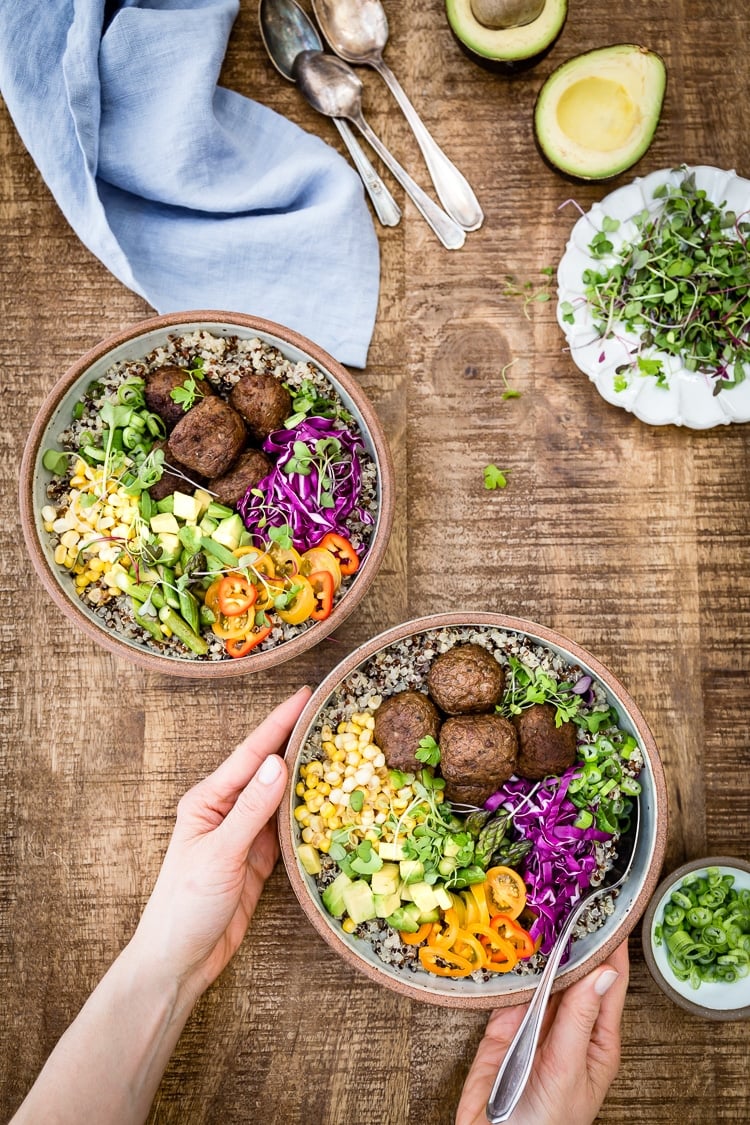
279, 610, 669, 1008
19, 310, 395, 678
641, 855, 750, 1021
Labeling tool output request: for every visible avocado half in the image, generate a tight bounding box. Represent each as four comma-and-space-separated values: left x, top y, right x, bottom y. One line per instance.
534, 44, 667, 180
446, 0, 567, 65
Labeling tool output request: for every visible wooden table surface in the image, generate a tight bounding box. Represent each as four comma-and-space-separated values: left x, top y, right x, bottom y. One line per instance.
2, 1, 750, 1121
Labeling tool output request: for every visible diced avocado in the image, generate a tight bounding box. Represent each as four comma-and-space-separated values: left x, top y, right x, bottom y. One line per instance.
378, 841, 407, 861
371, 863, 401, 897
374, 891, 402, 919
192, 488, 213, 517
433, 884, 453, 911
417, 907, 440, 924
172, 491, 202, 523
408, 882, 439, 914
211, 513, 244, 551
150, 511, 180, 536
156, 533, 182, 565
386, 904, 422, 933
321, 871, 353, 918
178, 524, 203, 555
298, 844, 321, 876
199, 516, 218, 535
156, 494, 175, 514
399, 883, 414, 902
400, 859, 425, 885
342, 879, 377, 925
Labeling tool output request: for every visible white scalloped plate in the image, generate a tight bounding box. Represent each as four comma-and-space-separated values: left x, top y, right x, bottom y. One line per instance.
556, 165, 750, 428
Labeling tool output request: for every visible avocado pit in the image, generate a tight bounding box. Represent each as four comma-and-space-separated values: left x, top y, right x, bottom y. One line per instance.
469, 0, 545, 29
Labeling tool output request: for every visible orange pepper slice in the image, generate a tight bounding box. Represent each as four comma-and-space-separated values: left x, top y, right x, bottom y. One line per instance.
399, 922, 433, 946
418, 946, 474, 978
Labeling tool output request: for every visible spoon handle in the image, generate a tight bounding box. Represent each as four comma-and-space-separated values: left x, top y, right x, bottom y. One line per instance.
349, 114, 465, 249
374, 60, 483, 232
485, 896, 592, 1124
332, 118, 401, 227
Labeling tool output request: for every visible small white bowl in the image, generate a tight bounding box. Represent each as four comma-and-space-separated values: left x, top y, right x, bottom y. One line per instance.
642, 856, 750, 1020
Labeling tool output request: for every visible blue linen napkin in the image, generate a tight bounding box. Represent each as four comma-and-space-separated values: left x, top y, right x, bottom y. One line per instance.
0, 0, 380, 367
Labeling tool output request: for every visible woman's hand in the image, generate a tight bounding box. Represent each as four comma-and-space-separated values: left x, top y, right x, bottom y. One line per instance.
132, 685, 311, 1000
456, 941, 629, 1125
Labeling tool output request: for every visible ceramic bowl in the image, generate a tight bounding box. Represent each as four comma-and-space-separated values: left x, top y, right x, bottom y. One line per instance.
20, 312, 394, 677
279, 612, 668, 1008
642, 856, 750, 1020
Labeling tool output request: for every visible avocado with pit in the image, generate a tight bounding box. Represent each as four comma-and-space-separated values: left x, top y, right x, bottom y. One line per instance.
446, 0, 567, 66
534, 44, 666, 180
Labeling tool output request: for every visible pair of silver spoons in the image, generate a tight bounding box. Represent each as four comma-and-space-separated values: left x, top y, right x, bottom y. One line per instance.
259, 0, 483, 248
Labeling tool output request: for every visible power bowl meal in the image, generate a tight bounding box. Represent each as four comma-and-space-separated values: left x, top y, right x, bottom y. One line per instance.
20, 313, 393, 676
279, 613, 668, 1007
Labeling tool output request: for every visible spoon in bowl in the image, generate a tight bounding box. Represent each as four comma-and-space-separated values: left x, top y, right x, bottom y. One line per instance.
485, 800, 641, 1123
311, 0, 483, 231
292, 50, 465, 250
258, 0, 401, 227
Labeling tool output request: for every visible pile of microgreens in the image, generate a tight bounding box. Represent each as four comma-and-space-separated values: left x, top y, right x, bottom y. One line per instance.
498, 656, 616, 735
283, 377, 354, 428
169, 356, 208, 412
281, 434, 346, 510
561, 169, 750, 395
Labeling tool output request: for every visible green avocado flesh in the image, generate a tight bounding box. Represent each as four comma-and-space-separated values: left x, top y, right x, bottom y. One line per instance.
446, 0, 567, 62
534, 44, 666, 180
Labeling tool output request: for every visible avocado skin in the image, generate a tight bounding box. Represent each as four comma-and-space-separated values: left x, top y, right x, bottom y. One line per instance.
449, 27, 561, 73
532, 44, 667, 181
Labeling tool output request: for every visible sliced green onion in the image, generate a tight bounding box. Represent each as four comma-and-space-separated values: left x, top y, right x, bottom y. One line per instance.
659, 870, 750, 989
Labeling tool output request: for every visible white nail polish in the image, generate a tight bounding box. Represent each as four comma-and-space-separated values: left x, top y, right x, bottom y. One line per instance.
257, 755, 283, 784
594, 969, 619, 996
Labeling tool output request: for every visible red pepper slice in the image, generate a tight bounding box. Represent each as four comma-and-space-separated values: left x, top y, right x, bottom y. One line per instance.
490, 913, 536, 960
217, 574, 257, 616
225, 625, 273, 658
317, 532, 360, 575
309, 570, 335, 620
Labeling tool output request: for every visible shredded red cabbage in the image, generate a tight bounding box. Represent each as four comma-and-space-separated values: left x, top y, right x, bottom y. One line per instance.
493, 769, 611, 956
238, 417, 373, 552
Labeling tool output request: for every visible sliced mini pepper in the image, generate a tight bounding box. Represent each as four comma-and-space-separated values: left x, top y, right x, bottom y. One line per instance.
225, 624, 273, 657
217, 573, 257, 616
317, 532, 360, 575
399, 922, 433, 946
418, 946, 474, 978
301, 546, 342, 591
309, 570, 335, 620
275, 575, 316, 625
212, 610, 255, 639
490, 913, 536, 960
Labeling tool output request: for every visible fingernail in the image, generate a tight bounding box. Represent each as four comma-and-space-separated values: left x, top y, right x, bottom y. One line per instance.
257, 755, 283, 785
594, 969, 619, 997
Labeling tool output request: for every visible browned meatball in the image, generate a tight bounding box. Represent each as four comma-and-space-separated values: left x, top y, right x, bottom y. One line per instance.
440, 713, 518, 806
513, 703, 577, 780
427, 643, 505, 715
144, 364, 212, 431
167, 396, 246, 479
373, 691, 441, 773
229, 371, 292, 442
208, 449, 273, 508
148, 440, 204, 501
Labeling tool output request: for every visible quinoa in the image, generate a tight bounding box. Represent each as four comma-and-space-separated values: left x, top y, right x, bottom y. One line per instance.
295, 624, 642, 983
43, 330, 379, 661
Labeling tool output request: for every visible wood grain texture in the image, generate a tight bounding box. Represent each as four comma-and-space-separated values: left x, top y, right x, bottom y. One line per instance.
2, 0, 750, 1121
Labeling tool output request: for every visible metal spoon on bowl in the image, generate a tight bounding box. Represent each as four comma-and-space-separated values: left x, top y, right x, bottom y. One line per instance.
258, 0, 401, 227
292, 50, 465, 250
311, 0, 483, 231
485, 800, 641, 1124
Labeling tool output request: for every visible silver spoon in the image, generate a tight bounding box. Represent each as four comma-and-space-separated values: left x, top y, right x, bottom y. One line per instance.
311, 0, 483, 232
258, 0, 400, 227
292, 50, 465, 250
486, 800, 641, 1123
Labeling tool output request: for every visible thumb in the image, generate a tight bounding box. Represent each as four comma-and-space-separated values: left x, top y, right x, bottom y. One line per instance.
218, 753, 288, 857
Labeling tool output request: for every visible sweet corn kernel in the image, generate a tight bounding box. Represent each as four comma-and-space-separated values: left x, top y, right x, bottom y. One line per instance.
337, 721, 348, 734
305, 792, 324, 812
319, 801, 335, 819
342, 917, 357, 934
372, 753, 386, 768
341, 776, 357, 794
305, 775, 319, 790
323, 770, 342, 786
328, 815, 342, 830
295, 782, 306, 797
331, 749, 346, 763
54, 544, 67, 566
321, 725, 333, 741
306, 760, 323, 777
358, 730, 373, 747
301, 827, 314, 844
317, 781, 331, 796
293, 806, 309, 823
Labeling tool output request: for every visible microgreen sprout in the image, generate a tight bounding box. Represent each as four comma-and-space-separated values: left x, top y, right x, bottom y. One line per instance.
415, 736, 440, 767
499, 359, 521, 401
498, 656, 615, 732
170, 357, 207, 412
579, 168, 750, 394
502, 268, 554, 320
283, 377, 354, 428
484, 464, 511, 490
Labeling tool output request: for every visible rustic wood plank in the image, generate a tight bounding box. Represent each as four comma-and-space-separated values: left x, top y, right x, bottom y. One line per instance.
2, 0, 750, 1122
